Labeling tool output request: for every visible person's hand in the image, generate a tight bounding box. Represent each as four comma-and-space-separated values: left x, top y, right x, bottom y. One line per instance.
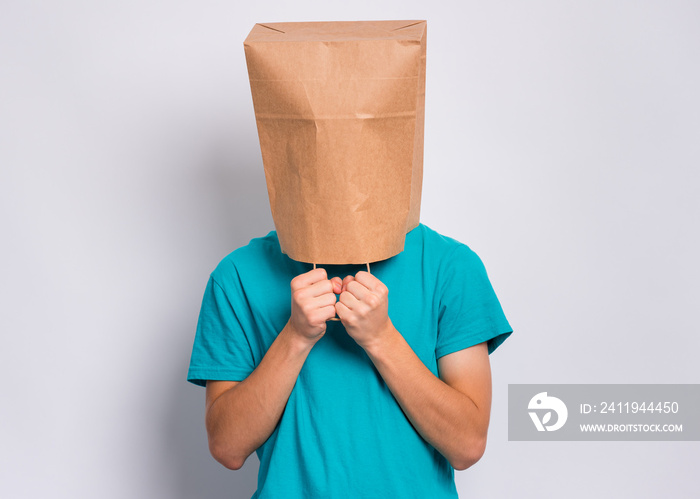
287, 268, 343, 345
335, 271, 394, 351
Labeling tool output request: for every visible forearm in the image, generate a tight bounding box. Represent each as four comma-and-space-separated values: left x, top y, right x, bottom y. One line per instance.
206, 322, 314, 469
364, 326, 488, 470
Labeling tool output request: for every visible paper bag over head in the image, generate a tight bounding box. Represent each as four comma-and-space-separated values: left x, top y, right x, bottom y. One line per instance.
244, 20, 427, 264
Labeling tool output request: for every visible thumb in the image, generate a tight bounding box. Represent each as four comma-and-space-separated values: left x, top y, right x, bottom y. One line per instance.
341, 275, 354, 293
330, 276, 343, 295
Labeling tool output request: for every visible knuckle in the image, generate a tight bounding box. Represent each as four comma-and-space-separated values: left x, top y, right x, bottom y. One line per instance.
366, 294, 379, 308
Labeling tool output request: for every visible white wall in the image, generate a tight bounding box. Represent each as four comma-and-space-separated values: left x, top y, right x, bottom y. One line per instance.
1, 1, 698, 497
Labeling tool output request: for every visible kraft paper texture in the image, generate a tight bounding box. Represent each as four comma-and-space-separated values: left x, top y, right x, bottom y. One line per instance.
244, 20, 426, 264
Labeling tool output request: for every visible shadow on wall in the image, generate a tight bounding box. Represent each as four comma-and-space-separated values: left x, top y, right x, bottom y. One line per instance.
161, 131, 273, 498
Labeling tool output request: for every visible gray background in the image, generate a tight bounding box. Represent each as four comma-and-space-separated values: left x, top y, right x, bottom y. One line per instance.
1, 1, 698, 498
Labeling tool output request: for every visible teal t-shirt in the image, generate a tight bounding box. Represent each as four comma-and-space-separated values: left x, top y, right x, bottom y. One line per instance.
187, 224, 512, 498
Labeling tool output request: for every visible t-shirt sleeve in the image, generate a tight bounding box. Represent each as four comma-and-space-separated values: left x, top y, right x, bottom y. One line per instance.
435, 245, 513, 359
187, 274, 256, 386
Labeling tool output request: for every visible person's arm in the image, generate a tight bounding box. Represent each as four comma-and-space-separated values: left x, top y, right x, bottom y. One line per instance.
367, 333, 491, 470
336, 272, 492, 470
205, 269, 341, 470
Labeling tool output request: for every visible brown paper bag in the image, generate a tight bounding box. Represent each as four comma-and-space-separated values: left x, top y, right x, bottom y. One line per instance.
244, 20, 426, 264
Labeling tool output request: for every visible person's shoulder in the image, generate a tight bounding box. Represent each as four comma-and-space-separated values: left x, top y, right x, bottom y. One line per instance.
211, 231, 283, 280
406, 224, 489, 282
410, 223, 479, 260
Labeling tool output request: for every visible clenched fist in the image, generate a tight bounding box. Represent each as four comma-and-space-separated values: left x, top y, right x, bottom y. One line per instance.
335, 271, 394, 351
287, 268, 343, 344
